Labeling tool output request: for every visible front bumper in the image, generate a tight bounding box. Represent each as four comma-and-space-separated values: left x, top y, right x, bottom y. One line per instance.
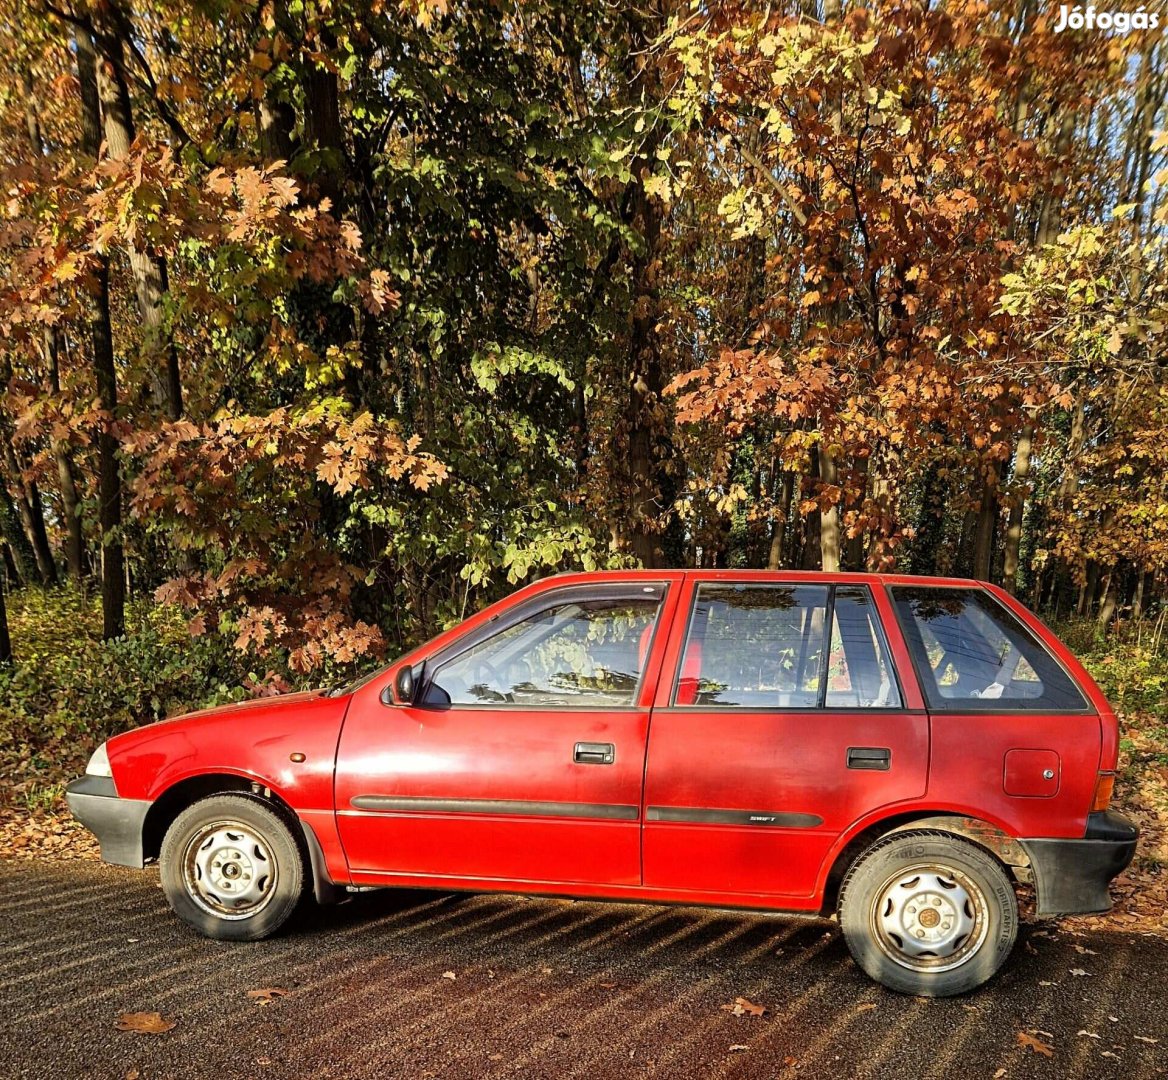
1021, 810, 1139, 917
65, 775, 151, 868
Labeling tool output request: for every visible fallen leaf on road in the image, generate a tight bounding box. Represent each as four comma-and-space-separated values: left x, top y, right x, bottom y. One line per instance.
246, 988, 289, 1006
1069, 968, 1092, 977
442, 971, 457, 980
1017, 1032, 1054, 1057
1077, 1030, 1101, 1039
1101, 1051, 1120, 1059
721, 997, 766, 1018
856, 1003, 878, 1013
1073, 945, 1097, 955
1135, 1035, 1159, 1044
125, 1070, 140, 1080
729, 1045, 749, 1052
1038, 980, 1057, 987
115, 1012, 176, 1035
993, 1070, 1005, 1079
1024, 941, 1038, 955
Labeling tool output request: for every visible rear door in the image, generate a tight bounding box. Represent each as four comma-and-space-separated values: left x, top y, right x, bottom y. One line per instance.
642, 575, 929, 901
335, 580, 676, 887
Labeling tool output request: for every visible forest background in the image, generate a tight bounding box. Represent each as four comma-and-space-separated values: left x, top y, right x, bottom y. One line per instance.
0, 0, 1166, 924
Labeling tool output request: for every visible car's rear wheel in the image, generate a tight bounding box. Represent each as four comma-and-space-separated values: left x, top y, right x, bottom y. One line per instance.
160, 793, 305, 941
839, 831, 1018, 996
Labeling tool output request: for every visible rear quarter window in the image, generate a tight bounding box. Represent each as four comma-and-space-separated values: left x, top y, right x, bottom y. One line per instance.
890, 586, 1087, 713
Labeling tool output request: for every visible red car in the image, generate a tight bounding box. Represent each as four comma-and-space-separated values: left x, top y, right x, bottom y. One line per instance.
68, 571, 1136, 996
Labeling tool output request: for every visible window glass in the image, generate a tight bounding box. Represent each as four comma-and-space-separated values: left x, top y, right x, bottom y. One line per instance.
675, 585, 829, 707
826, 588, 902, 708
425, 594, 661, 707
891, 587, 1086, 712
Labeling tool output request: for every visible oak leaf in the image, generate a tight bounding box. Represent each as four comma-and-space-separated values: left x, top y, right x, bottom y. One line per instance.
1017, 1032, 1054, 1057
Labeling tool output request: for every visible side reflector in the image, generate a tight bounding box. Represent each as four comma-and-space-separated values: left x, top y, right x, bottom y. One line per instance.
1091, 771, 1116, 813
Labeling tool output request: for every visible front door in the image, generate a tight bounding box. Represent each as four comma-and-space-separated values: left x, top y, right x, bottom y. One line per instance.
643, 578, 929, 901
335, 581, 672, 887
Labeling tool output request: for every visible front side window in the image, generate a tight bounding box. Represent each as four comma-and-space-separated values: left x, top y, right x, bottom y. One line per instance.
890, 586, 1086, 712
676, 585, 830, 707
425, 590, 662, 707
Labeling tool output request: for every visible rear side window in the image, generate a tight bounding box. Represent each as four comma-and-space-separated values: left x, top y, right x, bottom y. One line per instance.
676, 584, 829, 707
890, 587, 1086, 712
673, 584, 902, 709
827, 588, 902, 709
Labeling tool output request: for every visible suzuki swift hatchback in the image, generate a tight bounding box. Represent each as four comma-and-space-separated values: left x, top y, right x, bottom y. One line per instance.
68, 572, 1137, 996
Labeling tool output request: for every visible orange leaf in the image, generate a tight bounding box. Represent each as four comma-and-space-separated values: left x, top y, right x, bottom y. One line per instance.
1017, 1032, 1054, 1057
721, 997, 766, 1018
115, 1012, 176, 1034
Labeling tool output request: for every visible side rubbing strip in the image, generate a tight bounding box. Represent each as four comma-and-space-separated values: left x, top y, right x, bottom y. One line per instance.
646, 806, 824, 829
350, 796, 639, 821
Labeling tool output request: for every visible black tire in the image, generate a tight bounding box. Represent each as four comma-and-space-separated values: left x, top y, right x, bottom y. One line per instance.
838, 830, 1018, 997
160, 793, 306, 941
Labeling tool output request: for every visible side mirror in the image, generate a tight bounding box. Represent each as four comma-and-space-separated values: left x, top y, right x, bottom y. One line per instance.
381, 664, 416, 707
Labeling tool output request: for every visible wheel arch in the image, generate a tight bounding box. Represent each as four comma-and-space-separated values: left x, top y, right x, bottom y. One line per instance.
142, 773, 341, 905
819, 811, 1031, 914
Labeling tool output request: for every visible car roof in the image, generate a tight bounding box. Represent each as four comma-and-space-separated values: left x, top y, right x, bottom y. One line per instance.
534, 569, 987, 589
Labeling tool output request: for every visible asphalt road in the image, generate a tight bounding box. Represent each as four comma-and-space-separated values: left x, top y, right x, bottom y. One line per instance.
1, 859, 1166, 1080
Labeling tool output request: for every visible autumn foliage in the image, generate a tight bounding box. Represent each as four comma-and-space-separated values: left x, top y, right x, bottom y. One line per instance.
0, 0, 1163, 675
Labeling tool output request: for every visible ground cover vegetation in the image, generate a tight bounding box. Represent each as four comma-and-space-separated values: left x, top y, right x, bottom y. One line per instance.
0, 0, 1164, 926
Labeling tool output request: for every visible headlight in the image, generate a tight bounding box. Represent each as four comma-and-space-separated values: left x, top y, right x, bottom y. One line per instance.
85, 742, 113, 778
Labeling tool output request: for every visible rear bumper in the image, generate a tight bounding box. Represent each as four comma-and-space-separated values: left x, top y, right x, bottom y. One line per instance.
65, 775, 150, 868
1021, 810, 1138, 917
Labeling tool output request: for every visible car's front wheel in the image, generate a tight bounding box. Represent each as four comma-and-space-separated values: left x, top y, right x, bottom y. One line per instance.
160, 793, 305, 941
838, 831, 1018, 996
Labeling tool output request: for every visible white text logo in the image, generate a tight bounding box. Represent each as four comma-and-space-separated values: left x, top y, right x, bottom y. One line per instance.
1053, 5, 1161, 30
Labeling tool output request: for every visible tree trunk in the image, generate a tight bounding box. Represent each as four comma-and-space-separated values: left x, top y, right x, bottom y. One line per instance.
1097, 570, 1118, 630
617, 4, 676, 569
0, 430, 57, 585
1133, 570, 1149, 620
768, 470, 794, 570
91, 16, 183, 421
972, 465, 999, 582
256, 1, 296, 162
24, 70, 87, 582
77, 27, 126, 639
45, 332, 86, 582
818, 441, 841, 572
0, 489, 31, 585
1001, 423, 1034, 594
1078, 561, 1100, 617
0, 573, 11, 663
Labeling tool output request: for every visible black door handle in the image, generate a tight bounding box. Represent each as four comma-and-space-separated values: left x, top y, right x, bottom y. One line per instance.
847, 746, 891, 771
574, 742, 615, 765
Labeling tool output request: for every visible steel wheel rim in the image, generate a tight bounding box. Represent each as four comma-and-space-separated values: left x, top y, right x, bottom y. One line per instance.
181, 819, 278, 920
869, 863, 990, 974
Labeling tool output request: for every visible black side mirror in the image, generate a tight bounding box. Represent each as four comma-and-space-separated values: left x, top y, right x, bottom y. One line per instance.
381, 664, 416, 707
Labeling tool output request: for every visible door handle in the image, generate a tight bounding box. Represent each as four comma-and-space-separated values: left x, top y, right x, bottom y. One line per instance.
574, 742, 615, 765
847, 746, 891, 771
